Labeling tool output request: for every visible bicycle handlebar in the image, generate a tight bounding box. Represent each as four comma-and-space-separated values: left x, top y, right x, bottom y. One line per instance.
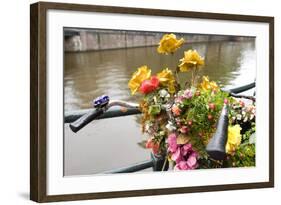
69, 100, 139, 133
69, 108, 105, 133
69, 81, 255, 134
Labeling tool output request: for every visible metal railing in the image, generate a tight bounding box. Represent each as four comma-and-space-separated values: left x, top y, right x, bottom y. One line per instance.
64, 82, 255, 173
65, 107, 141, 123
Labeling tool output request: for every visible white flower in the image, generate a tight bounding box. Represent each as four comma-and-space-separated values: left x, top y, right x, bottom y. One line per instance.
159, 89, 170, 98
166, 121, 177, 131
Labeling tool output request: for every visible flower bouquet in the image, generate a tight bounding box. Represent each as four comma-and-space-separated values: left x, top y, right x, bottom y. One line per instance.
128, 34, 256, 171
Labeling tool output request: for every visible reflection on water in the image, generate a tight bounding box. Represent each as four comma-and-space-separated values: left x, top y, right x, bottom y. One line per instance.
64, 40, 256, 176
64, 40, 256, 111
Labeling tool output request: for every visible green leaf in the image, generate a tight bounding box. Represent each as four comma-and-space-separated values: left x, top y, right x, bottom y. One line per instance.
137, 141, 147, 149
148, 104, 161, 115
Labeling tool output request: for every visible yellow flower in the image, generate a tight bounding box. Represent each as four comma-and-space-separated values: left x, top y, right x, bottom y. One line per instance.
157, 34, 184, 54
200, 76, 219, 92
209, 81, 219, 91
157, 68, 176, 93
128, 65, 151, 95
179, 50, 204, 72
226, 124, 242, 154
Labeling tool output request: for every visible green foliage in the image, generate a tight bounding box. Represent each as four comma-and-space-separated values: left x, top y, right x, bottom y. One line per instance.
148, 104, 161, 115
226, 144, 255, 167
176, 89, 229, 157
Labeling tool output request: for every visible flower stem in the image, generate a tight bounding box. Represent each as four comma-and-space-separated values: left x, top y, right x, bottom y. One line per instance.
161, 156, 168, 171
174, 66, 181, 92
191, 65, 198, 87
191, 67, 195, 86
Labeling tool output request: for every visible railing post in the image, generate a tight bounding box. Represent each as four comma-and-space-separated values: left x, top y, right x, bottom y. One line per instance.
151, 153, 169, 171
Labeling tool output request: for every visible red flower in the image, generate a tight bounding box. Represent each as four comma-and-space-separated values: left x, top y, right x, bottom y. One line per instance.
139, 76, 159, 94
146, 138, 159, 155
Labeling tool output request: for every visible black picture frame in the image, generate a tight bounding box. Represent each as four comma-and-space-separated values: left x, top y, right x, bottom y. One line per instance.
30, 1, 274, 202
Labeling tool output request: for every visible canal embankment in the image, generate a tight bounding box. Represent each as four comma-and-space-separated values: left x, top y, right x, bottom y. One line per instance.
64, 29, 253, 52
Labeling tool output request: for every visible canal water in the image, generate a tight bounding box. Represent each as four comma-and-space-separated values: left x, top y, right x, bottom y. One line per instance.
64, 40, 256, 176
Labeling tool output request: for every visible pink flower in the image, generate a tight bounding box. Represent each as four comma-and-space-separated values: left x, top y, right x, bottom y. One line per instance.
169, 142, 199, 171
224, 98, 228, 104
176, 118, 182, 126
167, 133, 178, 153
172, 105, 181, 116
174, 164, 180, 170
180, 126, 189, 134
175, 96, 184, 103
139, 76, 159, 94
208, 114, 213, 121
181, 143, 192, 156
190, 151, 199, 158
178, 161, 189, 170
167, 134, 199, 171
187, 155, 198, 169
174, 153, 198, 170
183, 143, 192, 151
172, 147, 182, 163
183, 89, 193, 99
208, 103, 216, 110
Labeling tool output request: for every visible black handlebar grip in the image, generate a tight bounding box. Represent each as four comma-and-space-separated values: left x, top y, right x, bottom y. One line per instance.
206, 104, 229, 160
69, 109, 104, 133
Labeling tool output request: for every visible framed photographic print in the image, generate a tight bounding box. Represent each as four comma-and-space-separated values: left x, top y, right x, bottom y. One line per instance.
30, 1, 274, 202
